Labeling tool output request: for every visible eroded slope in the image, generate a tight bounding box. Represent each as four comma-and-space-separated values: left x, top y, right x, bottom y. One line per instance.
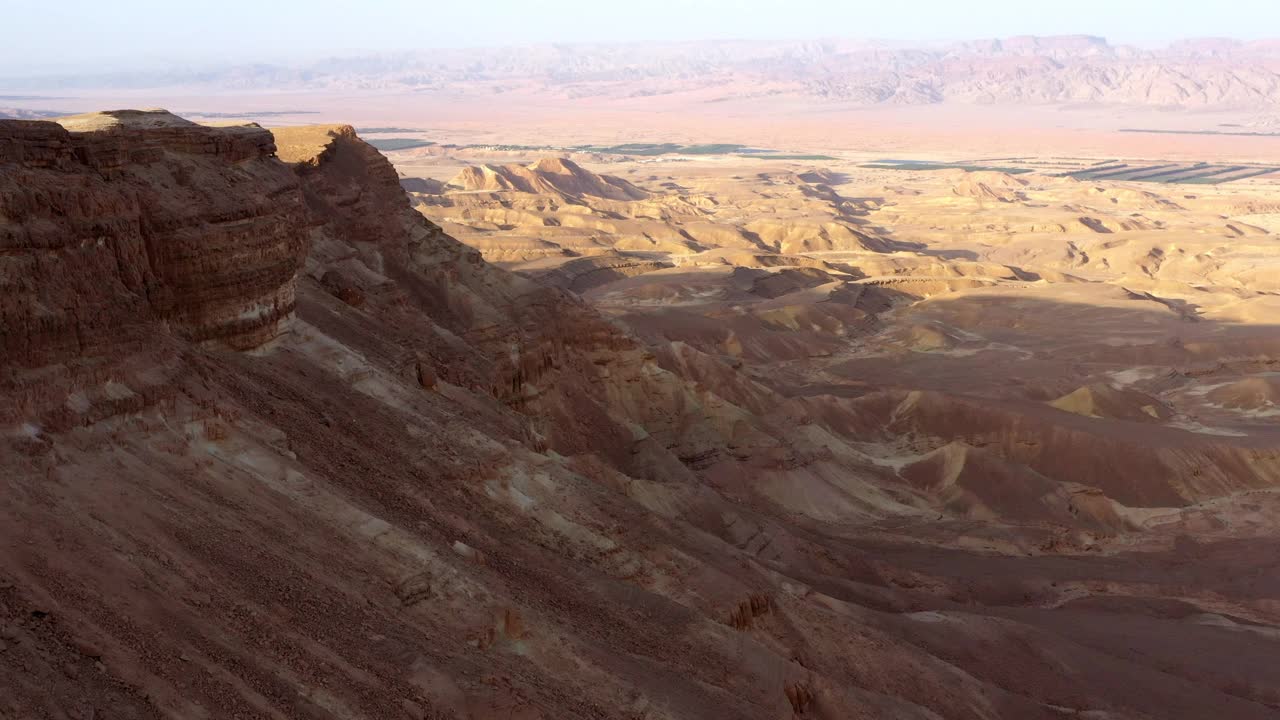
3, 112, 1280, 720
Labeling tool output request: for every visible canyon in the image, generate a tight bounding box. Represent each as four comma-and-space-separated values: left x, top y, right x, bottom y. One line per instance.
3, 108, 1280, 720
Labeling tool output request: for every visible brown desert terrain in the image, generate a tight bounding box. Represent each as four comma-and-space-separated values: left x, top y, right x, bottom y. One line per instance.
4, 87, 1280, 718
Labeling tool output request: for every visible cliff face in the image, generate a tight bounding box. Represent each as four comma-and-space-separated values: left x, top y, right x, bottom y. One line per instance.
0, 114, 823, 719
0, 111, 307, 428
3, 112, 1279, 720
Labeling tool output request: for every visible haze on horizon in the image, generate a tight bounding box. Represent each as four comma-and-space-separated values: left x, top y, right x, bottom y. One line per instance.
7, 0, 1280, 74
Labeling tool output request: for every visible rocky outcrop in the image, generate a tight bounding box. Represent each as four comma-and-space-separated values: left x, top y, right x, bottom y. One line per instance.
0, 110, 307, 426
274, 125, 766, 477
530, 254, 674, 294
0, 112, 306, 358
449, 157, 649, 201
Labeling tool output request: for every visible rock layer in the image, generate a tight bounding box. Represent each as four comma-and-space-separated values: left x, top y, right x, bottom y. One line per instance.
0, 111, 307, 430
0, 113, 305, 357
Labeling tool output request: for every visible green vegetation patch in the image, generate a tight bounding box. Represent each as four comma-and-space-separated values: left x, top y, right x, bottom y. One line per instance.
1120, 163, 1212, 181
1063, 161, 1278, 184
1120, 128, 1280, 138
357, 127, 426, 133
1087, 164, 1179, 179
367, 138, 436, 152
575, 143, 683, 155
861, 162, 1032, 174
746, 154, 838, 161
573, 142, 758, 156
680, 143, 753, 154
461, 144, 561, 152
1064, 164, 1130, 177
1169, 167, 1278, 184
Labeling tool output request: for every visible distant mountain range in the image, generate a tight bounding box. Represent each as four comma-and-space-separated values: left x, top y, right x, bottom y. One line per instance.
0, 107, 64, 119
7, 36, 1280, 110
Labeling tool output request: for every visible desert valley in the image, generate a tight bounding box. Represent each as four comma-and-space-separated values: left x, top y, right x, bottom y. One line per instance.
5, 25, 1280, 720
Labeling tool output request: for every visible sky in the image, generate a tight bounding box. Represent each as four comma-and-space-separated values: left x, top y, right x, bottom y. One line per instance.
7, 0, 1280, 73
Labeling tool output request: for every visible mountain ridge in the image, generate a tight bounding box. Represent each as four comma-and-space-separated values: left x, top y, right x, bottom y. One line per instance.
9, 36, 1280, 110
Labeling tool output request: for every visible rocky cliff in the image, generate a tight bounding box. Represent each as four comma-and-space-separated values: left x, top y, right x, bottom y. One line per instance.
3, 111, 1279, 720
0, 111, 307, 431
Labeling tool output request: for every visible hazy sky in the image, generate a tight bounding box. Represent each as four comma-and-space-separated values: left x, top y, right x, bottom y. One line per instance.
8, 0, 1280, 73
